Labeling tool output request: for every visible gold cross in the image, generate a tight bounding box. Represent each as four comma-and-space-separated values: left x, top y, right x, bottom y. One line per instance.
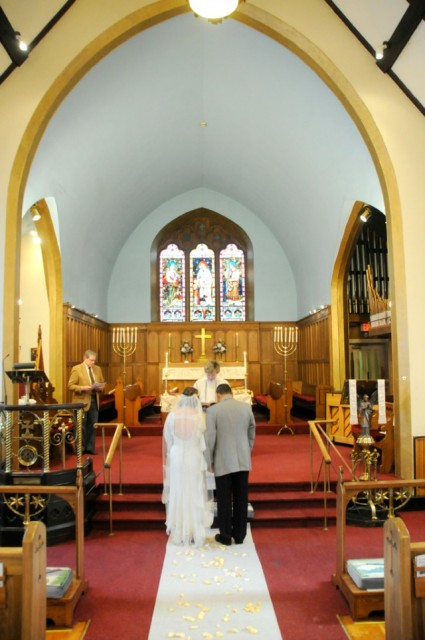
195, 327, 212, 361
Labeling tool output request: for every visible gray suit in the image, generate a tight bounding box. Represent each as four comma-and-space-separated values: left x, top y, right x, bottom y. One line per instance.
206, 396, 255, 543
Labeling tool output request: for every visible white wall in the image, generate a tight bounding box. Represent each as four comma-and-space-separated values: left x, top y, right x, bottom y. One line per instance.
107, 188, 297, 322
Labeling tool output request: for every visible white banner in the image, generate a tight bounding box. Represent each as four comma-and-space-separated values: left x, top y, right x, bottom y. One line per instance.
349, 379, 358, 424
377, 378, 386, 424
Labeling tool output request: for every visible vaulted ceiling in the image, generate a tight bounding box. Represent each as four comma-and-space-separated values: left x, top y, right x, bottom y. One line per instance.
2, 1, 423, 320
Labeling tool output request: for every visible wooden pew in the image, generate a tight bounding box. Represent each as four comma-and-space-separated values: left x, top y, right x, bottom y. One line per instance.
292, 381, 331, 419
114, 377, 156, 426
384, 516, 425, 640
0, 521, 46, 640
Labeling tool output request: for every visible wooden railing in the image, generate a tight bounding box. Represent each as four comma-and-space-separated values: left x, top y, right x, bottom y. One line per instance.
308, 418, 353, 530
95, 422, 131, 536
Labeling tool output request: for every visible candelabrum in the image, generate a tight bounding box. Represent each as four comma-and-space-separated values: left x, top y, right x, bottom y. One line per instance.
112, 327, 137, 425
273, 326, 298, 436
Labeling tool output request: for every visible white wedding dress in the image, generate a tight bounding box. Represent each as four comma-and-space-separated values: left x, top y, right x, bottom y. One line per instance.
162, 405, 214, 546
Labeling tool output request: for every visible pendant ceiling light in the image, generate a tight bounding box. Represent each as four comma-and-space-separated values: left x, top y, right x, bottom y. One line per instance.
189, 0, 239, 21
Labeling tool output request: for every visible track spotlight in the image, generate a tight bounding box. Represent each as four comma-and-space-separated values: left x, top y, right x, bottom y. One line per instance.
375, 41, 389, 60
360, 207, 372, 223
30, 205, 41, 221
17, 34, 28, 52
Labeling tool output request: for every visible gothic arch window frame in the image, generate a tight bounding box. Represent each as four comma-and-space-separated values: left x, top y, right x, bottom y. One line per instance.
151, 208, 254, 322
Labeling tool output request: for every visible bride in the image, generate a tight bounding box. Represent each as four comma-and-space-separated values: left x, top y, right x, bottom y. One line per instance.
162, 387, 214, 546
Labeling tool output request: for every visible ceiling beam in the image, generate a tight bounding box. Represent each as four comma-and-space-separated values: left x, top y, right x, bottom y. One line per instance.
0, 7, 28, 66
377, 0, 425, 73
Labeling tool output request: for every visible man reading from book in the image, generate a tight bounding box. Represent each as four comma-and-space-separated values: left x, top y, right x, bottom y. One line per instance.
68, 349, 105, 454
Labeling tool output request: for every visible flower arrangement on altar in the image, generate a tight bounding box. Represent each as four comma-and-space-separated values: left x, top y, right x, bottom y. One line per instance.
213, 339, 227, 357
180, 341, 193, 363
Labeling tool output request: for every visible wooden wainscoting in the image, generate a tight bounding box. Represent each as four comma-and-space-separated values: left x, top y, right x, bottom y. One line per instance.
62, 307, 332, 405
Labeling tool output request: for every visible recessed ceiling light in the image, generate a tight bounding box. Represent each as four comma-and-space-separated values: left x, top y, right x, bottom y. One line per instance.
199, 121, 208, 127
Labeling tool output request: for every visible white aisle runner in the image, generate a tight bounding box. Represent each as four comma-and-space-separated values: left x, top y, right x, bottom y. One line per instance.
148, 526, 283, 639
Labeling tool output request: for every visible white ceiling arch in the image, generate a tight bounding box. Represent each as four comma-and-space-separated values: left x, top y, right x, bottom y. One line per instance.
23, 11, 384, 320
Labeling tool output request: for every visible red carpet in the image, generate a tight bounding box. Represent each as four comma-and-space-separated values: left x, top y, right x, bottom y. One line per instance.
42, 423, 425, 639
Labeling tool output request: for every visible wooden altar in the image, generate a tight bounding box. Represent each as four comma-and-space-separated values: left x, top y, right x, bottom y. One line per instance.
161, 363, 247, 393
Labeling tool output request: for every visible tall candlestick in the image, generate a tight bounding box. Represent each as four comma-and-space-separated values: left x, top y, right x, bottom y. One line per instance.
165, 351, 169, 370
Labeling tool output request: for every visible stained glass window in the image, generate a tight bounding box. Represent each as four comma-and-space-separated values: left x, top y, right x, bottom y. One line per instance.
220, 244, 246, 321
159, 244, 185, 322
190, 244, 215, 321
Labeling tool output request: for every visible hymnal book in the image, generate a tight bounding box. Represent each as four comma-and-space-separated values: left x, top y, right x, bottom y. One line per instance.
46, 567, 73, 598
346, 558, 384, 590
414, 554, 425, 577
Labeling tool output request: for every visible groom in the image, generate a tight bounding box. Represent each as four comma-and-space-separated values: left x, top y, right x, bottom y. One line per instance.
205, 383, 256, 545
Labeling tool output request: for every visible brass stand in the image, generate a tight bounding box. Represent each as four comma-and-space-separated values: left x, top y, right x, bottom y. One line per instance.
112, 327, 137, 427
274, 326, 298, 435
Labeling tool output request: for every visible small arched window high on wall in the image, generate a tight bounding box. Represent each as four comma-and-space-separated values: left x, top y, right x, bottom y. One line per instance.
153, 209, 253, 322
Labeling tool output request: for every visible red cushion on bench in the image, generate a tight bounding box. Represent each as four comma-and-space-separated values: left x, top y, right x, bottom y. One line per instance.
293, 392, 315, 404
254, 395, 268, 408
100, 396, 114, 408
140, 396, 156, 408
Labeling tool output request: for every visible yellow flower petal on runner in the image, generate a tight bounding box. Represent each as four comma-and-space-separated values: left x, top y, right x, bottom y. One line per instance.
246, 626, 258, 634
244, 602, 261, 613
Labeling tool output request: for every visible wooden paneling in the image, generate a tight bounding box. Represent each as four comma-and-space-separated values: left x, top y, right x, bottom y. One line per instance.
414, 437, 425, 496
297, 308, 331, 386
62, 308, 332, 403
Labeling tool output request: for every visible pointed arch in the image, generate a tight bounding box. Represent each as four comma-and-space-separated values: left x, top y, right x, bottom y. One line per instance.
2, 0, 408, 471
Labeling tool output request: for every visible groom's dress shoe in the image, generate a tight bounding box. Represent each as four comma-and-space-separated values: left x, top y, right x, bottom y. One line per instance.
215, 533, 232, 546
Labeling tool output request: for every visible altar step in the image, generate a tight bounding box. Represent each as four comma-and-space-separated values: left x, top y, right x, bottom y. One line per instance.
100, 419, 310, 437
92, 481, 336, 531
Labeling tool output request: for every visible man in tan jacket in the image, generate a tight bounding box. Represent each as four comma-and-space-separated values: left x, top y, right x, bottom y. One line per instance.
68, 349, 105, 454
